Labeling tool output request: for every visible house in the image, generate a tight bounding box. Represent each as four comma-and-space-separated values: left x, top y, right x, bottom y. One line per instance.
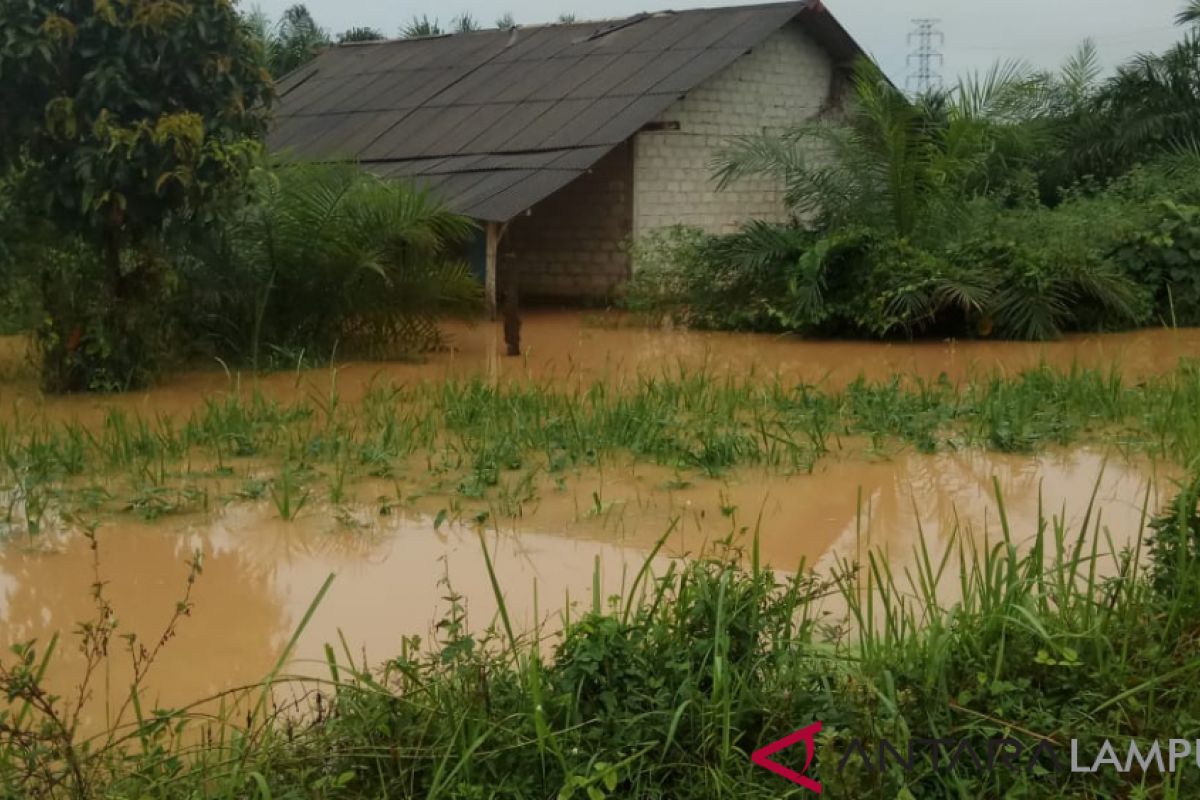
267, 1, 865, 309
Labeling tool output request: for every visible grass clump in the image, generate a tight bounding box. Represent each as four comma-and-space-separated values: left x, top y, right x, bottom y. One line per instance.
3, 360, 1200, 533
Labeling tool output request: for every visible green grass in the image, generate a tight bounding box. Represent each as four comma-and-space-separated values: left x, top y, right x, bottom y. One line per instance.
1, 477, 1198, 798
2, 359, 1200, 536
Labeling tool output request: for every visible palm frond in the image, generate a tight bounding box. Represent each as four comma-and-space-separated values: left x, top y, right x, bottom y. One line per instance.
1061, 39, 1102, 105
710, 220, 811, 272
951, 59, 1037, 121
711, 130, 813, 190
184, 162, 481, 363
1062, 260, 1146, 323
1177, 0, 1200, 26
933, 270, 994, 314
992, 282, 1071, 341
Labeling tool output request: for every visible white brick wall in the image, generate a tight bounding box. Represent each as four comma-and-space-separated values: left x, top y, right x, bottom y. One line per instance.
633, 21, 835, 236
496, 22, 840, 301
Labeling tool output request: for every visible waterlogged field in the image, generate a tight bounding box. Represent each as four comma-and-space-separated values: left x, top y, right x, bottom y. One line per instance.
0, 312, 1198, 798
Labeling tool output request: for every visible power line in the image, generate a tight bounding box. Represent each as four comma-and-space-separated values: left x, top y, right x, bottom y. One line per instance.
906, 18, 945, 94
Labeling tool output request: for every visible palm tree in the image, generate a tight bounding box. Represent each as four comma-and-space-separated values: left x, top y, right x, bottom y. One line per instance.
452, 13, 481, 33
709, 59, 1141, 341
402, 15, 443, 38
1056, 4, 1200, 178
713, 60, 1045, 240
1089, 31, 1200, 171
184, 164, 482, 366
338, 27, 385, 43
268, 5, 331, 77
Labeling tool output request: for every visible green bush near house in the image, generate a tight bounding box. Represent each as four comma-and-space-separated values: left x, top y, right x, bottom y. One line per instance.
176, 163, 484, 369
627, 158, 1200, 341
624, 223, 813, 331
626, 185, 1164, 340
626, 5, 1200, 341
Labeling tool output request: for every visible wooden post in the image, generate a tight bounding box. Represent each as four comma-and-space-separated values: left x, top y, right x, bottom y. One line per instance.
485, 220, 499, 319
502, 257, 521, 357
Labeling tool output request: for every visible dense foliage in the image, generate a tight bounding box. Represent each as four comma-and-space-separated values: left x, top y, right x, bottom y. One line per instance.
178, 164, 482, 367
627, 7, 1200, 341
0, 0, 272, 390
0, 4, 483, 391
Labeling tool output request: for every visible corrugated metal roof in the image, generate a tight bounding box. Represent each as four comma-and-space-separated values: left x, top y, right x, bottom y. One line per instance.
268, 1, 864, 221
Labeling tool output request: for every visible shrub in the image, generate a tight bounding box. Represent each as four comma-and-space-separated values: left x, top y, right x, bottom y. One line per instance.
177, 163, 483, 367
1147, 475, 1200, 603
0, 172, 41, 336
1115, 199, 1200, 325
627, 208, 1148, 342
35, 240, 180, 392
944, 238, 1149, 340
625, 223, 812, 331
622, 225, 715, 324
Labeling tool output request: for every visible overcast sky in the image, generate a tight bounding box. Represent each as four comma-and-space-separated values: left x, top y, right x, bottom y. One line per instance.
248, 0, 1188, 85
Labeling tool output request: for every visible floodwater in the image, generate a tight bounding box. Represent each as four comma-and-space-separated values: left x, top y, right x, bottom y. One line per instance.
0, 447, 1176, 728
0, 313, 1194, 730
1, 312, 1199, 425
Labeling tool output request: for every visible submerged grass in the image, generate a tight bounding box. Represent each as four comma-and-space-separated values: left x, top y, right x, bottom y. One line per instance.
1, 478, 1198, 798
1, 359, 1200, 534
1, 358, 1199, 796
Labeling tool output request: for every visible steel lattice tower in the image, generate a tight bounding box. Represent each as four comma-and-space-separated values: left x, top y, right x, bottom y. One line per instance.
906, 18, 945, 95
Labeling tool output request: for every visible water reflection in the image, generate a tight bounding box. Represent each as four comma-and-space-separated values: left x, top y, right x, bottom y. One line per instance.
0, 446, 1174, 719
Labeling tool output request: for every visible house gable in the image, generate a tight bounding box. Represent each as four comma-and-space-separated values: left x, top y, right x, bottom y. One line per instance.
633, 21, 841, 235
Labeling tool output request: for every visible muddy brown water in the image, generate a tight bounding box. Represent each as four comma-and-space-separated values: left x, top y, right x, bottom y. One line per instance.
2, 311, 1200, 425
0, 449, 1176, 731
0, 314, 1194, 730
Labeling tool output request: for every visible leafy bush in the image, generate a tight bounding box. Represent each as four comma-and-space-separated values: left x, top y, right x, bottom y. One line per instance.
34, 240, 181, 392
3, 167, 180, 390
178, 163, 483, 367
625, 196, 1150, 341
0, 276, 36, 337
624, 223, 813, 331
0, 0, 271, 391
1116, 199, 1200, 325
622, 226, 717, 324
0, 172, 40, 335
946, 191, 1151, 338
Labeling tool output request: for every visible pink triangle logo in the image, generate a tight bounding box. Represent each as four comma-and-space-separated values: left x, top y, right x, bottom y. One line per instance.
750, 721, 823, 793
